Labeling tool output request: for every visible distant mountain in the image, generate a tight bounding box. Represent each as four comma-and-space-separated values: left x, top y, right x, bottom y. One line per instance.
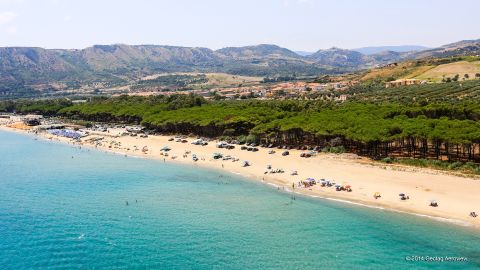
369, 50, 407, 63
1, 39, 480, 97
0, 47, 97, 83
0, 44, 335, 91
78, 44, 225, 73
217, 44, 301, 59
294, 51, 314, 56
353, 45, 428, 55
410, 39, 480, 59
307, 47, 374, 69
215, 44, 331, 76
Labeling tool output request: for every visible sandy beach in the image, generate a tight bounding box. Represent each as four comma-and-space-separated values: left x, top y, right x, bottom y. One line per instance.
2, 122, 480, 228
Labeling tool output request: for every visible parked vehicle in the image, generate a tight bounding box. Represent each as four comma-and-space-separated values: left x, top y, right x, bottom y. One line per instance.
216, 141, 229, 148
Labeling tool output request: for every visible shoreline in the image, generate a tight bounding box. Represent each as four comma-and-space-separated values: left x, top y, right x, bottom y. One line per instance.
2, 124, 480, 229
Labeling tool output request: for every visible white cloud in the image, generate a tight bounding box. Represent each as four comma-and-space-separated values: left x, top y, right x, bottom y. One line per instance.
64, 15, 72, 22
0, 11, 17, 24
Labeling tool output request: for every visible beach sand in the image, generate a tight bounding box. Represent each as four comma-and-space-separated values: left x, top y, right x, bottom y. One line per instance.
2, 123, 480, 228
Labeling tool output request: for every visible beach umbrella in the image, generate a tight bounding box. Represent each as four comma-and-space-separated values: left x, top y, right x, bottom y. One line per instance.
161, 146, 171, 151
399, 193, 405, 197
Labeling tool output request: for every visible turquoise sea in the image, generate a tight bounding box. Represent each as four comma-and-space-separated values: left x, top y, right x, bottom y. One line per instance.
1, 130, 480, 269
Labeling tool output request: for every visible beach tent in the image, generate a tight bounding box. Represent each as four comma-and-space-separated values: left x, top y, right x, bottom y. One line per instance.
47, 129, 82, 139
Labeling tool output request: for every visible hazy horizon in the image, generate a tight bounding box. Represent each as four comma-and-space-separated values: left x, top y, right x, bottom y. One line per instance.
0, 0, 479, 51
0, 41, 436, 52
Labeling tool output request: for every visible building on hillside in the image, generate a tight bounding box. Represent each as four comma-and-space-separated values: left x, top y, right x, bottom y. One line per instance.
385, 79, 422, 88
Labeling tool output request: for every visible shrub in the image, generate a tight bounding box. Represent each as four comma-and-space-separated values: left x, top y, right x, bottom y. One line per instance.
381, 157, 394, 163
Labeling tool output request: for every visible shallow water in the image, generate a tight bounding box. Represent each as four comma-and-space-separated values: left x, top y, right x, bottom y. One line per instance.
1, 131, 479, 269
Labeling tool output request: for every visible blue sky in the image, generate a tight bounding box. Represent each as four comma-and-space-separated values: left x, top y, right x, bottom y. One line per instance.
0, 0, 479, 51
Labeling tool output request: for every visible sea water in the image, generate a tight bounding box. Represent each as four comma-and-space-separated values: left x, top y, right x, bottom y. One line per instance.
0, 130, 479, 269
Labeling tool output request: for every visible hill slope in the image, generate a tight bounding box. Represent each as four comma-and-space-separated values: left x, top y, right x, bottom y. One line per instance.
1, 38, 480, 97
360, 56, 480, 83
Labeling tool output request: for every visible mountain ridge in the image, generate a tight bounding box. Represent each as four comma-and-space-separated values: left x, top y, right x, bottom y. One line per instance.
352, 45, 429, 55
0, 38, 479, 95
